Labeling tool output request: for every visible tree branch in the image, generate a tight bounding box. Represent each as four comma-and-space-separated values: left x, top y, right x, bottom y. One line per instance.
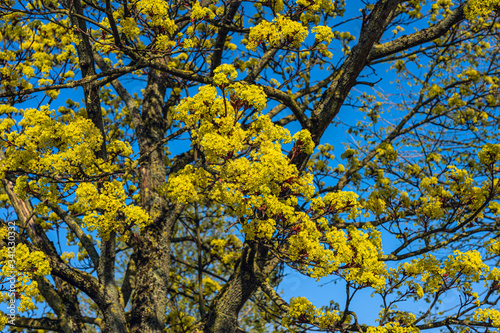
44, 201, 100, 270
368, 3, 466, 62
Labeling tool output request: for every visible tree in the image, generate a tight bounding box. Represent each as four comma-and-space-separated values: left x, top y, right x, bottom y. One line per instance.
0, 0, 499, 332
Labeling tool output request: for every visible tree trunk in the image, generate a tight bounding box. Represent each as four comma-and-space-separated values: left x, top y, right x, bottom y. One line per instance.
129, 68, 177, 333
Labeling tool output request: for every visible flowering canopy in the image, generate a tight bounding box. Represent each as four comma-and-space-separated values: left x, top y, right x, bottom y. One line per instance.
0, 0, 500, 332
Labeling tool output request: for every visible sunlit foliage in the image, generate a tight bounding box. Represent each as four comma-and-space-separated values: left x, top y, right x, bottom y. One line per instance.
0, 0, 499, 332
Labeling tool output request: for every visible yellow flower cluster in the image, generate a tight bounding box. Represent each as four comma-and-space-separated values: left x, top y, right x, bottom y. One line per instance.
418, 196, 445, 219
168, 83, 313, 239
0, 15, 77, 96
0, 316, 6, 331
465, 0, 500, 21
172, 85, 219, 128
427, 84, 445, 99
311, 191, 361, 219
0, 244, 51, 277
191, 0, 216, 21
400, 250, 490, 298
447, 93, 468, 108
411, 165, 492, 221
292, 129, 315, 155
0, 243, 51, 316
296, 0, 336, 13
444, 250, 488, 282
121, 17, 140, 39
228, 83, 268, 111
202, 276, 221, 295
137, 0, 177, 34
1, 106, 103, 178
327, 226, 386, 287
479, 143, 500, 165
74, 181, 151, 240
473, 308, 500, 327
263, 0, 285, 12
487, 239, 500, 255
0, 107, 133, 203
312, 26, 335, 44
213, 64, 238, 86
164, 165, 204, 204
453, 107, 488, 127
363, 168, 409, 217
210, 235, 242, 265
375, 142, 398, 162
459, 68, 481, 83
247, 15, 308, 51
446, 166, 487, 218
282, 296, 340, 329
401, 254, 445, 293
368, 311, 419, 333
286, 219, 386, 287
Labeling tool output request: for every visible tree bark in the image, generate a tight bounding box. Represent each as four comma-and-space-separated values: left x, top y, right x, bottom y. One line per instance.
203, 242, 272, 332
64, 0, 107, 159
129, 68, 180, 333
